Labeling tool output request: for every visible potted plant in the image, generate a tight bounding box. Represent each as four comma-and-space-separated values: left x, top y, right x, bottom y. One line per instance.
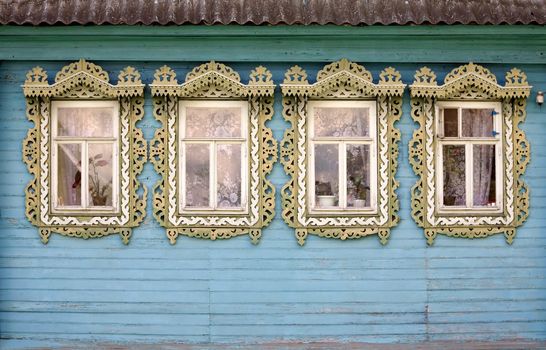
349, 175, 369, 208
315, 181, 336, 207
89, 153, 111, 206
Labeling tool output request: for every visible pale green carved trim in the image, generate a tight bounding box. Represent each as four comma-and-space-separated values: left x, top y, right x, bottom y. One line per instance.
280, 59, 405, 244
149, 61, 277, 244
409, 63, 531, 245
22, 60, 147, 244
166, 228, 262, 245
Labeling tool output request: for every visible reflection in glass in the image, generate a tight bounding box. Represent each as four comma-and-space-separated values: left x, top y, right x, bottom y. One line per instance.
217, 144, 242, 208
473, 144, 496, 206
443, 145, 466, 206
314, 144, 339, 208
347, 144, 371, 208
314, 107, 369, 137
443, 108, 458, 137
57, 143, 82, 207
57, 107, 114, 137
462, 109, 494, 137
88, 143, 114, 207
186, 107, 241, 138
185, 144, 210, 208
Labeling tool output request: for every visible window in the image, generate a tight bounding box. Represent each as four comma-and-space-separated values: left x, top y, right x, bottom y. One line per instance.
51, 101, 119, 212
180, 100, 248, 213
150, 62, 277, 245
436, 102, 502, 213
280, 59, 405, 245
22, 60, 147, 244
308, 101, 377, 212
409, 63, 531, 245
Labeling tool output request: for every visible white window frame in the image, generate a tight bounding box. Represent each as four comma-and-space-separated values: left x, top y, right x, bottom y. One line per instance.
435, 101, 503, 214
308, 100, 378, 214
178, 100, 249, 215
50, 100, 120, 214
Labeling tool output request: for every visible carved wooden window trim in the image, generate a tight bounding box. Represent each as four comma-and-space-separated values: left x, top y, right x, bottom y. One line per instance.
280, 59, 405, 246
22, 59, 147, 244
409, 63, 531, 245
149, 61, 277, 245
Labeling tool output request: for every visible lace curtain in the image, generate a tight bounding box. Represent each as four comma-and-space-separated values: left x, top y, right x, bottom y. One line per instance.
443, 109, 495, 207
56, 107, 114, 208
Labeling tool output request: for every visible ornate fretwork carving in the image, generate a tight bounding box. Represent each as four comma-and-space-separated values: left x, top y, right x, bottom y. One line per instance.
409, 63, 531, 245
22, 60, 147, 244
150, 61, 277, 244
150, 61, 274, 98
411, 62, 531, 100
280, 59, 405, 245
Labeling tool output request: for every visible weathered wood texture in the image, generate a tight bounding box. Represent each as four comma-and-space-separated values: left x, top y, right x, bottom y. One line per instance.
0, 26, 545, 349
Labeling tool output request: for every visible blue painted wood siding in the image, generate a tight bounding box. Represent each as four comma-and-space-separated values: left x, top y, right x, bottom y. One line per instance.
0, 26, 545, 347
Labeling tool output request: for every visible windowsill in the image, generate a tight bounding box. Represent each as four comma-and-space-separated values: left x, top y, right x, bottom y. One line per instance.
436, 205, 504, 216
51, 207, 120, 217
179, 207, 249, 216
308, 207, 379, 216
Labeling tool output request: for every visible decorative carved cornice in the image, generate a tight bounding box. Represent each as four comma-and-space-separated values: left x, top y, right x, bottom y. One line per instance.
411, 62, 531, 99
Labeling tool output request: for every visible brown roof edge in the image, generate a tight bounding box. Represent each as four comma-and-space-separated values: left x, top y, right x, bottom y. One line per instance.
1, 0, 545, 26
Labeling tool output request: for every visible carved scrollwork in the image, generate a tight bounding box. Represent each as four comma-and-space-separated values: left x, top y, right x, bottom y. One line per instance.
22, 60, 147, 244
150, 61, 277, 244
280, 59, 405, 245
409, 63, 532, 245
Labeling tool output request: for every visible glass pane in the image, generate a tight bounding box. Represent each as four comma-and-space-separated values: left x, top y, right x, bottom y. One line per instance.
57, 107, 114, 137
443, 108, 458, 137
217, 144, 242, 209
185, 107, 242, 138
442, 145, 466, 206
462, 108, 495, 137
473, 144, 497, 207
56, 143, 82, 207
347, 144, 371, 208
88, 143, 114, 207
185, 144, 210, 208
314, 107, 369, 137
314, 144, 339, 208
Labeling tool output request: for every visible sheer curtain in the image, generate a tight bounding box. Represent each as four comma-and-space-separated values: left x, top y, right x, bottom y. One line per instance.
463, 109, 495, 206
473, 145, 494, 206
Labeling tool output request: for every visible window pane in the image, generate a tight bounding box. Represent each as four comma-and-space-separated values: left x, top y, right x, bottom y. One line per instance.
217, 144, 242, 209
442, 145, 466, 206
347, 144, 371, 208
57, 107, 114, 137
57, 143, 82, 207
314, 144, 339, 208
443, 108, 458, 137
185, 144, 210, 208
185, 107, 242, 138
314, 107, 369, 137
88, 143, 114, 207
462, 109, 494, 137
473, 144, 496, 207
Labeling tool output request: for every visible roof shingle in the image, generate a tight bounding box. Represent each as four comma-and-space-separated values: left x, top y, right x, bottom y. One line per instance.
1, 0, 545, 25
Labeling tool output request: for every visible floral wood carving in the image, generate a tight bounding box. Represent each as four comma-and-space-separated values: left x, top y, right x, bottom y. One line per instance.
409, 63, 531, 245
280, 59, 405, 245
22, 59, 147, 244
149, 61, 277, 245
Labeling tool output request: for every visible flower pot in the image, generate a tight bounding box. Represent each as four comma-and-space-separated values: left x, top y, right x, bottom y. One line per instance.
317, 195, 336, 207
92, 194, 108, 206
354, 199, 366, 208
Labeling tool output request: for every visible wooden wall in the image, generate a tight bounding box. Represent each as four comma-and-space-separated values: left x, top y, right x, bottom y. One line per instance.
0, 25, 545, 348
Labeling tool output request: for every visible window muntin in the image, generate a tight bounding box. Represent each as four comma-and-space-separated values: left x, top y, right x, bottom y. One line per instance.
308, 100, 377, 213
51, 100, 119, 213
436, 101, 503, 213
179, 100, 248, 213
